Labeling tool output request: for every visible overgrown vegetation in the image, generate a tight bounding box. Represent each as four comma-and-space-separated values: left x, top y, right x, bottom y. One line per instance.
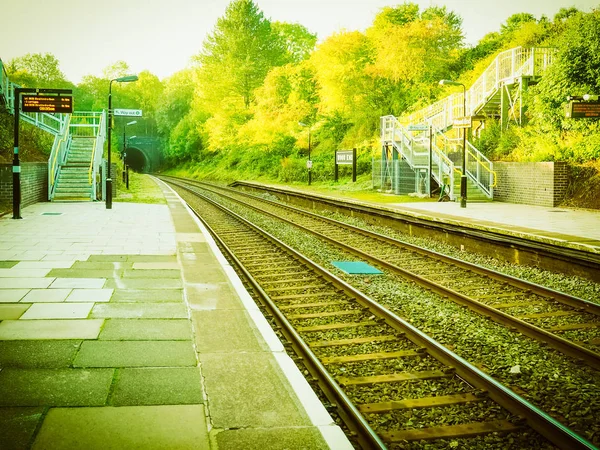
2, 2, 599, 206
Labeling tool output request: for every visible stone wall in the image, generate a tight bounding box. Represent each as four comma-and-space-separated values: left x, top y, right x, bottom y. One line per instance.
493, 161, 569, 207
0, 162, 48, 208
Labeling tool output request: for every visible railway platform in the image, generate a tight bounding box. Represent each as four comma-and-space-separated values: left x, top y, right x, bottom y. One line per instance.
386, 200, 600, 254
0, 181, 350, 449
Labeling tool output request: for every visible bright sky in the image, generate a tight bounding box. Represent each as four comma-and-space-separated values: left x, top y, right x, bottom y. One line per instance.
0, 0, 597, 84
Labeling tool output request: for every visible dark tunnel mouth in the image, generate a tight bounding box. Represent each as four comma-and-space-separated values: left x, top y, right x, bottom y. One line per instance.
124, 147, 148, 172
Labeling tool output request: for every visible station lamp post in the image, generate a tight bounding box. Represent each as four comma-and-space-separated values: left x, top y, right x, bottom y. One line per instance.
107, 75, 138, 209
123, 120, 136, 183
439, 79, 467, 208
298, 122, 312, 185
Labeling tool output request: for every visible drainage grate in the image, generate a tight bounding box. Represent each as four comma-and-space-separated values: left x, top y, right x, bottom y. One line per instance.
332, 261, 383, 275
41, 212, 63, 216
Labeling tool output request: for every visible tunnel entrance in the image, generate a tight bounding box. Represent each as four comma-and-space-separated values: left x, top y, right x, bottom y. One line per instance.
124, 147, 149, 173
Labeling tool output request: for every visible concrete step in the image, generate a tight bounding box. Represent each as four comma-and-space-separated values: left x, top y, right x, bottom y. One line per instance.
55, 187, 91, 194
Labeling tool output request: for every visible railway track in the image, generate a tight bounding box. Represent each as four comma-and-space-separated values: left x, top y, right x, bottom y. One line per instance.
162, 176, 600, 370
163, 177, 595, 450
230, 180, 600, 283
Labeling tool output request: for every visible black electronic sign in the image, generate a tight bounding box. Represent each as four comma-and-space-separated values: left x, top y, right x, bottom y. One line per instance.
566, 101, 600, 119
22, 94, 73, 113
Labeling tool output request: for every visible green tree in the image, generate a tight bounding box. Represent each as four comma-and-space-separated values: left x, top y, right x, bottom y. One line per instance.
6, 53, 73, 89
195, 0, 286, 111
156, 69, 196, 137
272, 22, 317, 63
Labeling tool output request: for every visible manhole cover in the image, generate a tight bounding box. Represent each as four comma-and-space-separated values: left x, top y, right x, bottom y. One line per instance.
41, 212, 63, 216
332, 261, 383, 275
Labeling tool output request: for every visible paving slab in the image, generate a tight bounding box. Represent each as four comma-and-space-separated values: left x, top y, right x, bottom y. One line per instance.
185, 281, 242, 310
215, 427, 333, 450
122, 269, 181, 279
1, 278, 54, 289
32, 405, 210, 450
193, 310, 267, 352
90, 303, 187, 319
47, 269, 121, 279
0, 289, 30, 303
103, 278, 182, 289
110, 367, 203, 406
87, 255, 129, 262
0, 319, 104, 340
14, 261, 74, 269
132, 262, 179, 270
127, 255, 179, 263
49, 278, 106, 289
74, 341, 197, 367
98, 319, 192, 340
0, 304, 30, 320
0, 269, 51, 278
20, 303, 93, 320
71, 261, 133, 270
66, 288, 113, 303
0, 407, 45, 450
0, 368, 114, 406
200, 352, 309, 428
0, 341, 81, 368
0, 261, 18, 268
21, 289, 72, 303
110, 289, 183, 303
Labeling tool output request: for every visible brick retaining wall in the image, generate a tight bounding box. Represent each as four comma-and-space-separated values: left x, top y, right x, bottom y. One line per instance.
0, 162, 48, 207
493, 161, 569, 207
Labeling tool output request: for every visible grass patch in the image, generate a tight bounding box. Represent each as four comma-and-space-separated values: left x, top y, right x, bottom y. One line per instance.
115, 172, 165, 204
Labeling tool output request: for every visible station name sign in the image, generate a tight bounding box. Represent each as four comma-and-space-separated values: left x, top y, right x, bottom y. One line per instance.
565, 101, 600, 119
22, 94, 73, 113
336, 150, 355, 165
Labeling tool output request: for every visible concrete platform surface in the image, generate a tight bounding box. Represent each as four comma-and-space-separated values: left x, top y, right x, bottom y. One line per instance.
0, 186, 351, 449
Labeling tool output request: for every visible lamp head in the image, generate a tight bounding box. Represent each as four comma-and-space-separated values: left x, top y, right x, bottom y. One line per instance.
129, 135, 137, 140
298, 121, 307, 127
127, 120, 137, 126
115, 75, 139, 83
439, 79, 461, 86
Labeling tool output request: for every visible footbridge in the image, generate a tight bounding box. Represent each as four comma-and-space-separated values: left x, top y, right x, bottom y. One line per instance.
379, 47, 556, 201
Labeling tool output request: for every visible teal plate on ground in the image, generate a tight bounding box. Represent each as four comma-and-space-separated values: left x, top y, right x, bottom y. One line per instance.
331, 261, 383, 275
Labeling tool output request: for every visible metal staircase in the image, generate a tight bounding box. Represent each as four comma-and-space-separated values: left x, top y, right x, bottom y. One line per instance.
1, 58, 106, 202
380, 47, 556, 201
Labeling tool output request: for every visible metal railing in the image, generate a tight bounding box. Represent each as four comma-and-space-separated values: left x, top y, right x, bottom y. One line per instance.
48, 115, 72, 200
0, 58, 9, 107
381, 115, 457, 199
466, 141, 496, 197
401, 47, 557, 130
88, 111, 106, 200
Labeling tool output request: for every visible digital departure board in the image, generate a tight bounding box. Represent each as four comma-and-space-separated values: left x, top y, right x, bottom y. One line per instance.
566, 101, 600, 118
22, 95, 73, 113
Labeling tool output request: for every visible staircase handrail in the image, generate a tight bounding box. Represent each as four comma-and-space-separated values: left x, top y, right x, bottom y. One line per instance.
48, 114, 72, 200
0, 58, 9, 106
401, 47, 557, 129
88, 111, 106, 199
465, 141, 496, 198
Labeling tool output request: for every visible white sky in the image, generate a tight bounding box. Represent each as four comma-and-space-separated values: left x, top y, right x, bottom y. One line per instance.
0, 0, 597, 84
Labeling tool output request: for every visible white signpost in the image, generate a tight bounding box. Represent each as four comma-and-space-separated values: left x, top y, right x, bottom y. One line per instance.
114, 109, 143, 117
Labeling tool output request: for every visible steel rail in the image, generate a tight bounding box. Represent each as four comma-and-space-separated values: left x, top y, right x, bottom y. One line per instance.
165, 178, 596, 450
229, 180, 600, 282
163, 177, 600, 370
